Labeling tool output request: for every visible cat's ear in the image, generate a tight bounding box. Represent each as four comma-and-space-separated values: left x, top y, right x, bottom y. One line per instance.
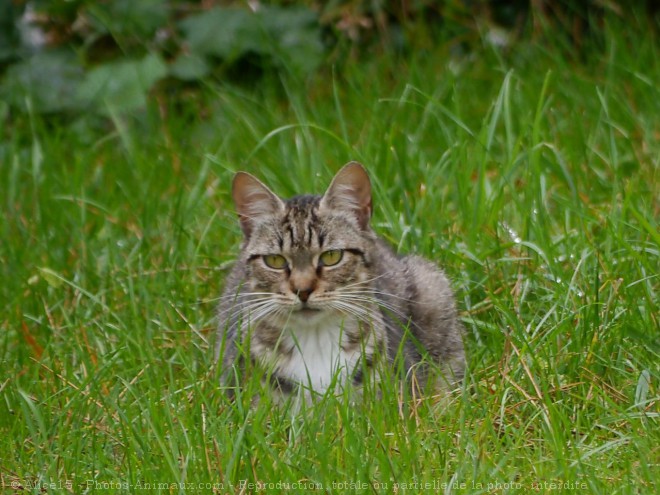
320, 162, 372, 229
232, 172, 284, 237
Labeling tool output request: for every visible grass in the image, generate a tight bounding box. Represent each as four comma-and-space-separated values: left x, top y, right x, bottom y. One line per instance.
1, 15, 658, 495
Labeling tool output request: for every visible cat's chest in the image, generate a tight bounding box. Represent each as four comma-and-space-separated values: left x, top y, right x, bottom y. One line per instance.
260, 312, 366, 392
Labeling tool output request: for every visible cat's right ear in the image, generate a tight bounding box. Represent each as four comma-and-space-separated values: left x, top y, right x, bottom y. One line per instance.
320, 162, 372, 230
232, 172, 284, 238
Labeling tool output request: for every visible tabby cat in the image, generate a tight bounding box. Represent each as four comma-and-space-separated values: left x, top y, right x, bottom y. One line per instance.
216, 163, 465, 401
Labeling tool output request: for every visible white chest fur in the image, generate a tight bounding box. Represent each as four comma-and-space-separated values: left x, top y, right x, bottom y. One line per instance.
263, 311, 363, 393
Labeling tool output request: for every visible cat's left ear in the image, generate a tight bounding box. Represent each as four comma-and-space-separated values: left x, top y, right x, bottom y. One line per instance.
232, 172, 285, 238
320, 162, 372, 230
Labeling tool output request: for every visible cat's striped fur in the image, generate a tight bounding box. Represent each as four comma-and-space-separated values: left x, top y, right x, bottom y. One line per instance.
216, 163, 465, 401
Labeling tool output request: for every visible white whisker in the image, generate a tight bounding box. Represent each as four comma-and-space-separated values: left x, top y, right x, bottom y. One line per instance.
216, 296, 280, 320
216, 291, 279, 301
331, 292, 422, 332
326, 300, 374, 323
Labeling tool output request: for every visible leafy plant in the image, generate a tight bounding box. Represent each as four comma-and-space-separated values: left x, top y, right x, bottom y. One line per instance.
0, 3, 326, 118
0, 1, 655, 121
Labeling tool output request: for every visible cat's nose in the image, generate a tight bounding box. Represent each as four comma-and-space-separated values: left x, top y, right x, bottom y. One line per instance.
296, 287, 313, 303
289, 271, 317, 303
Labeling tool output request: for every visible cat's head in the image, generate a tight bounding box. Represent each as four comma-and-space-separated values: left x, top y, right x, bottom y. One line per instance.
231, 162, 376, 317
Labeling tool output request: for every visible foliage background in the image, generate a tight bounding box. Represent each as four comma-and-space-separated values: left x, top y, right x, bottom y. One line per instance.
2, 0, 658, 119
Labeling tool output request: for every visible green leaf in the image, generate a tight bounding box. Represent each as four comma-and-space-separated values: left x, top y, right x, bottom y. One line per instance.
635, 370, 651, 410
169, 52, 211, 81
86, 0, 170, 39
179, 8, 264, 61
77, 53, 167, 114
178, 5, 324, 75
258, 5, 325, 74
37, 267, 64, 289
0, 50, 84, 113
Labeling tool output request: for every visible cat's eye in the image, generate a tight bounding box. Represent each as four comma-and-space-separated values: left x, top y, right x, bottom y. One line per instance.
263, 254, 288, 269
319, 249, 343, 267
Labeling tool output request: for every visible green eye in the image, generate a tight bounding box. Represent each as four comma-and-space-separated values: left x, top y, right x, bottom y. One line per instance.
263, 254, 288, 269
319, 249, 343, 267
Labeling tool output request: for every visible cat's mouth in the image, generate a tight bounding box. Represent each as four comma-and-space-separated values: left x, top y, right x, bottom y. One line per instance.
295, 305, 322, 315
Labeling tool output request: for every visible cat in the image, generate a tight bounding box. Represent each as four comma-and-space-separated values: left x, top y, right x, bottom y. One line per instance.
216, 162, 465, 402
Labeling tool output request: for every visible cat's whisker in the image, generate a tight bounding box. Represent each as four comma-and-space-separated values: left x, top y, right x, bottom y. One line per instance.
242, 302, 282, 326
333, 292, 393, 309
227, 297, 282, 323
340, 288, 438, 305
333, 293, 422, 331
215, 297, 279, 316
339, 273, 389, 290
216, 297, 281, 320
335, 290, 411, 311
215, 291, 278, 302
340, 268, 421, 291
219, 291, 294, 308
326, 299, 378, 324
326, 302, 370, 324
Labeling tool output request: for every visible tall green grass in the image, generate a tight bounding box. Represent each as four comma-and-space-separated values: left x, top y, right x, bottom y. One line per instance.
1, 15, 657, 494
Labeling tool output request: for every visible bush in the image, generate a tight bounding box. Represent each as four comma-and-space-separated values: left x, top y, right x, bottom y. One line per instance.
0, 1, 655, 119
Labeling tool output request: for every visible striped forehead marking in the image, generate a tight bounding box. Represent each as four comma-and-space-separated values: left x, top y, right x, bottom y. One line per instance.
280, 195, 323, 250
